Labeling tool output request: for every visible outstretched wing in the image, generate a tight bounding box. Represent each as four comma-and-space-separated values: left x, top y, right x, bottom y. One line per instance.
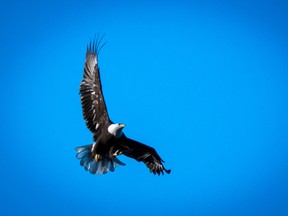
80, 36, 110, 135
118, 134, 171, 175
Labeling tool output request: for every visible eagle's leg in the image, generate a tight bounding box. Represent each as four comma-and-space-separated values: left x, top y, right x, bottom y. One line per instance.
91, 140, 103, 162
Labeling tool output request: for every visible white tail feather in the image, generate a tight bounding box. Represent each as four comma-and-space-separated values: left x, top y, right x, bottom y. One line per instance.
75, 144, 125, 174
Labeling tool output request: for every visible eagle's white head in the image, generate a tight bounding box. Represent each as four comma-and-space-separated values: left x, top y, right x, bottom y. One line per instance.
108, 123, 125, 138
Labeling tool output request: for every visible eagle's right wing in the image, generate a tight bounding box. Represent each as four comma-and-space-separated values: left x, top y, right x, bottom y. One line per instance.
80, 36, 111, 135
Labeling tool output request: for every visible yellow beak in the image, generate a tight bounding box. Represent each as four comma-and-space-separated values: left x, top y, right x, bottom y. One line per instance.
119, 123, 125, 128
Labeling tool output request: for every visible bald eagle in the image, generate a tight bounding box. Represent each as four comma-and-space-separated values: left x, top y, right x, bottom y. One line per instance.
75, 36, 171, 175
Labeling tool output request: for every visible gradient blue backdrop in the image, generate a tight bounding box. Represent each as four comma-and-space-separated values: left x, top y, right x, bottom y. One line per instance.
1, 0, 288, 215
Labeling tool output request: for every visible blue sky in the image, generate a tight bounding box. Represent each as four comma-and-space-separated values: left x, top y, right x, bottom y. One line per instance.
1, 0, 288, 215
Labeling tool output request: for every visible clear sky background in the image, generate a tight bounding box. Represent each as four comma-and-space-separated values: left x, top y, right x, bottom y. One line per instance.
1, 0, 288, 215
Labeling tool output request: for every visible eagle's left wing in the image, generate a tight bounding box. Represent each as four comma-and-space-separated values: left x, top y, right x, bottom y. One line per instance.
117, 134, 171, 175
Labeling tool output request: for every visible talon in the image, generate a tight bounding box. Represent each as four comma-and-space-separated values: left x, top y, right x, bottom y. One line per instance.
113, 150, 122, 157
95, 154, 101, 161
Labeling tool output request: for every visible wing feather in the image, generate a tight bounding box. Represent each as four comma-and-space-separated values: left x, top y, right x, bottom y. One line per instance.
118, 134, 171, 175
80, 36, 110, 135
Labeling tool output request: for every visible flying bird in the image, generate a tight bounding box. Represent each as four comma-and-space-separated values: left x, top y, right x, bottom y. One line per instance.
75, 36, 171, 175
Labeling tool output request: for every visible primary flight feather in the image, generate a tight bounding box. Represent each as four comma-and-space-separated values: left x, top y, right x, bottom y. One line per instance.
75, 36, 171, 175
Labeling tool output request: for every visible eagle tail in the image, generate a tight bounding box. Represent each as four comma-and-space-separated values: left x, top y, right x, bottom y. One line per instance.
75, 144, 125, 174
